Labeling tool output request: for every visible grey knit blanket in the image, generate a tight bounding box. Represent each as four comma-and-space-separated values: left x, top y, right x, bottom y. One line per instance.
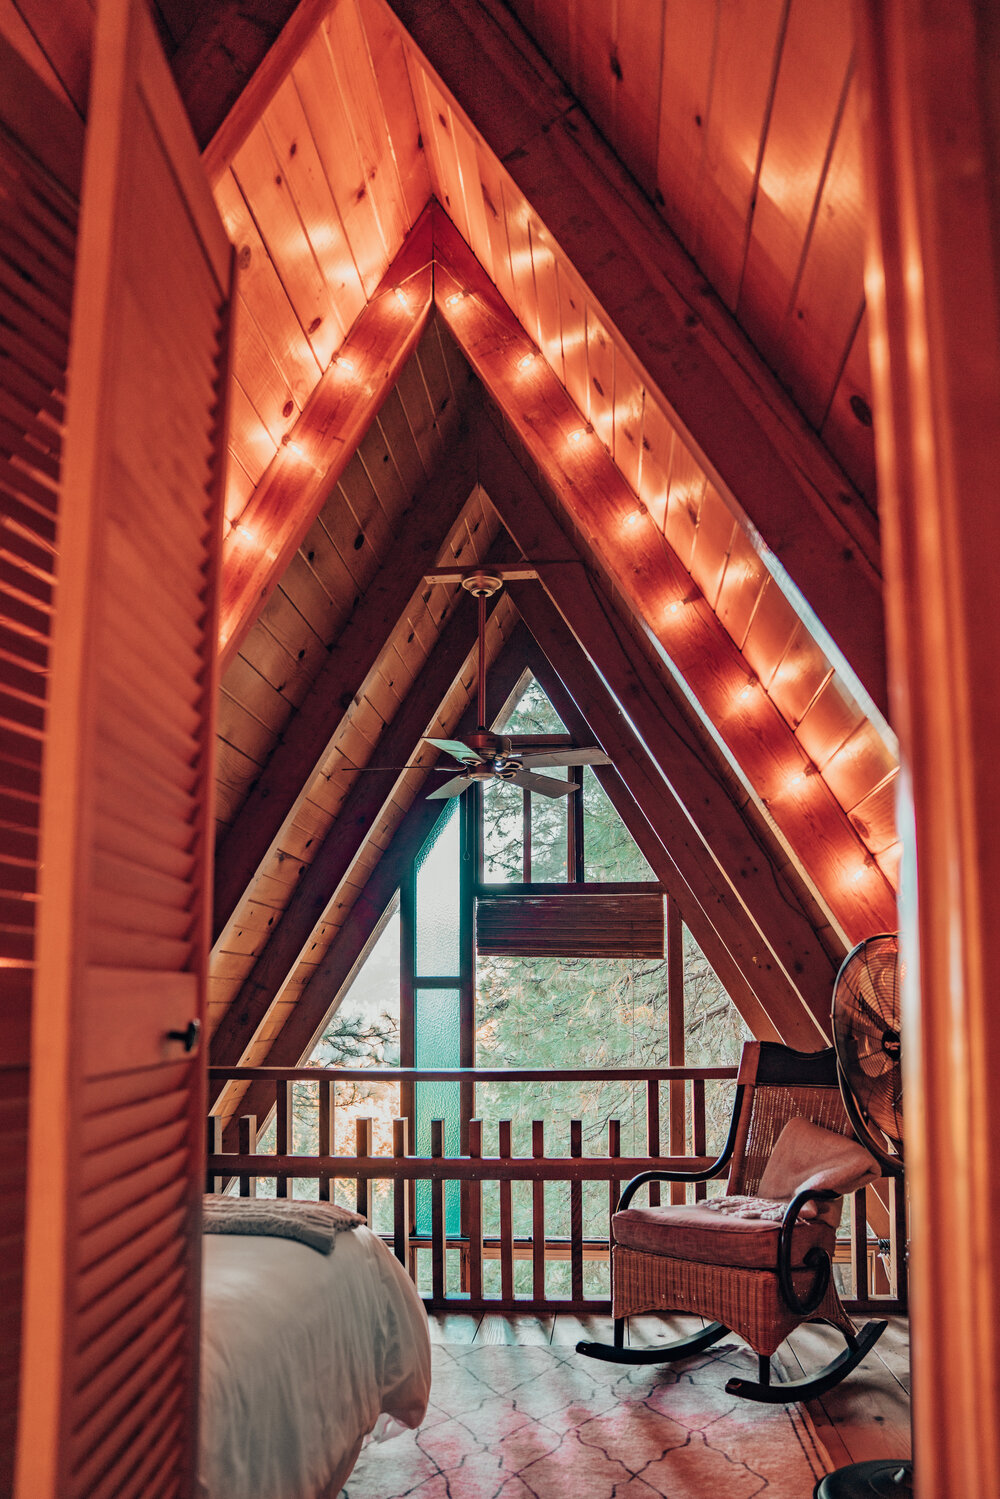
203, 1195, 365, 1254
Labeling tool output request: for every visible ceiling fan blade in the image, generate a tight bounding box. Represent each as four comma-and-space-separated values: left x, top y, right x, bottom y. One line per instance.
510, 770, 579, 797
426, 774, 471, 800
424, 737, 483, 762
518, 746, 611, 769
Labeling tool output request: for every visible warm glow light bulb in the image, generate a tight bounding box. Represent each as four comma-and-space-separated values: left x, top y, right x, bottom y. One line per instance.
393, 286, 408, 306
335, 356, 355, 372
517, 352, 536, 370
568, 428, 586, 444
445, 291, 466, 307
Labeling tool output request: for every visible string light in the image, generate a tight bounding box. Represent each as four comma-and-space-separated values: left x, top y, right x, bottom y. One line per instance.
786, 762, 818, 793
848, 855, 880, 887
393, 286, 408, 306
517, 352, 536, 371
736, 676, 758, 703
334, 355, 355, 373
280, 433, 321, 474
568, 426, 588, 444
445, 291, 466, 308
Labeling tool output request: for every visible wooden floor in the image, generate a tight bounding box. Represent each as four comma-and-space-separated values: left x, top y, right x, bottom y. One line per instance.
427, 1310, 911, 1470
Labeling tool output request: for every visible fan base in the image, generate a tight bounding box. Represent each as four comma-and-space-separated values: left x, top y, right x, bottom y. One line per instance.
814, 1460, 913, 1498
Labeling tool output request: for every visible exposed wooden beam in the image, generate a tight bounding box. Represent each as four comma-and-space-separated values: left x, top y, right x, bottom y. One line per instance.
509, 583, 824, 1048
212, 437, 479, 936
423, 565, 537, 584
217, 207, 434, 670
433, 223, 896, 941
387, 0, 886, 711
217, 636, 529, 1140
208, 589, 491, 1082
520, 635, 784, 1047
476, 424, 843, 1010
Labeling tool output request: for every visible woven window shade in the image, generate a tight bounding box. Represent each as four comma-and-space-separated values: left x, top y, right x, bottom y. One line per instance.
476, 892, 665, 958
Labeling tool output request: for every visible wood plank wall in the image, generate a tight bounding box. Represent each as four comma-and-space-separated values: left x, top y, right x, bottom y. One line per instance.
391, 27, 901, 890
209, 319, 500, 1073
214, 315, 475, 836
482, 391, 900, 906
204, 0, 432, 533
210, 586, 519, 1130
504, 0, 875, 504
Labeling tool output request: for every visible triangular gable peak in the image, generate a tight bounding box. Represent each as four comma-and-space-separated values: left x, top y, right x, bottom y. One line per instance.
203, 0, 900, 1080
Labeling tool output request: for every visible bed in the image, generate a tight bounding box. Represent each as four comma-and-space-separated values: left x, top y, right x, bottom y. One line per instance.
199, 1214, 431, 1499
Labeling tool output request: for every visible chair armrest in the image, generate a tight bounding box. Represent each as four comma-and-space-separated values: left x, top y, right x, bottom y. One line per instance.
616, 1160, 731, 1212
776, 1187, 838, 1315
615, 1085, 746, 1212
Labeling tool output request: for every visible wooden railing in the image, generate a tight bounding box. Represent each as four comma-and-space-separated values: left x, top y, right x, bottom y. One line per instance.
207, 1065, 906, 1315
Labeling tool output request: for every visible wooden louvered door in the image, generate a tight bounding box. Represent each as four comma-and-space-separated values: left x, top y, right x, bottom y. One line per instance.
0, 49, 82, 1494
15, 0, 233, 1494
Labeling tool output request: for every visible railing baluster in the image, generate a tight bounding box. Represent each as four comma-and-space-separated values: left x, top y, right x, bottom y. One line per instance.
532, 1120, 545, 1304
646, 1080, 661, 1207
851, 1186, 869, 1300
238, 1115, 256, 1198
431, 1119, 445, 1304
356, 1117, 373, 1221
499, 1120, 513, 1303
570, 1119, 583, 1304
275, 1081, 291, 1198
889, 1172, 907, 1307
318, 1079, 333, 1202
392, 1117, 410, 1271
669, 1077, 686, 1205
608, 1118, 621, 1224
206, 1116, 222, 1194
468, 1119, 483, 1303
693, 1079, 707, 1202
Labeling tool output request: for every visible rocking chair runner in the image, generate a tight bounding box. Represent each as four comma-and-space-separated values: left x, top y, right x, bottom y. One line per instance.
578, 1041, 887, 1402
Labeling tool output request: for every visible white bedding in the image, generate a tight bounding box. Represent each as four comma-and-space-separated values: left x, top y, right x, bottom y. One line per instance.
199, 1226, 431, 1499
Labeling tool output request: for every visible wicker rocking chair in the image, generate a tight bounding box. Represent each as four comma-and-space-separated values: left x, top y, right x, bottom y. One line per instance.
578, 1041, 887, 1402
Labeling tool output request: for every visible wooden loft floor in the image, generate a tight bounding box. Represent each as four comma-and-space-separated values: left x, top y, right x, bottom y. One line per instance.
426, 1311, 912, 1472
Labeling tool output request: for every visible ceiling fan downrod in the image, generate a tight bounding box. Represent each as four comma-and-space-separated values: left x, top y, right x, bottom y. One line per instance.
461, 571, 503, 733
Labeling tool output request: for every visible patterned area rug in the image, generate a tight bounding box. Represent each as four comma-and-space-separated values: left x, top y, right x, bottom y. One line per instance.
342, 1340, 830, 1497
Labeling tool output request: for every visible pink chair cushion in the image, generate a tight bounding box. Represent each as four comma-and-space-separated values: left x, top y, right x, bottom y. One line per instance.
757, 1117, 880, 1218
612, 1197, 836, 1270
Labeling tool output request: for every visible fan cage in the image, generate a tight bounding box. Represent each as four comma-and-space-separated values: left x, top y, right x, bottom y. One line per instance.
831, 932, 904, 1173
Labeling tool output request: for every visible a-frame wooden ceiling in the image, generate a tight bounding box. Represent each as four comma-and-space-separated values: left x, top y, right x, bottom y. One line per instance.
40, 0, 896, 1117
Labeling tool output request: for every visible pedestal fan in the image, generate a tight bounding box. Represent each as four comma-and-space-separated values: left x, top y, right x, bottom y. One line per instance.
815, 932, 911, 1498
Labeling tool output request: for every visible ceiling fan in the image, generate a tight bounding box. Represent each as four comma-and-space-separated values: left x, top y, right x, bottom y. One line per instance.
424, 571, 611, 801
